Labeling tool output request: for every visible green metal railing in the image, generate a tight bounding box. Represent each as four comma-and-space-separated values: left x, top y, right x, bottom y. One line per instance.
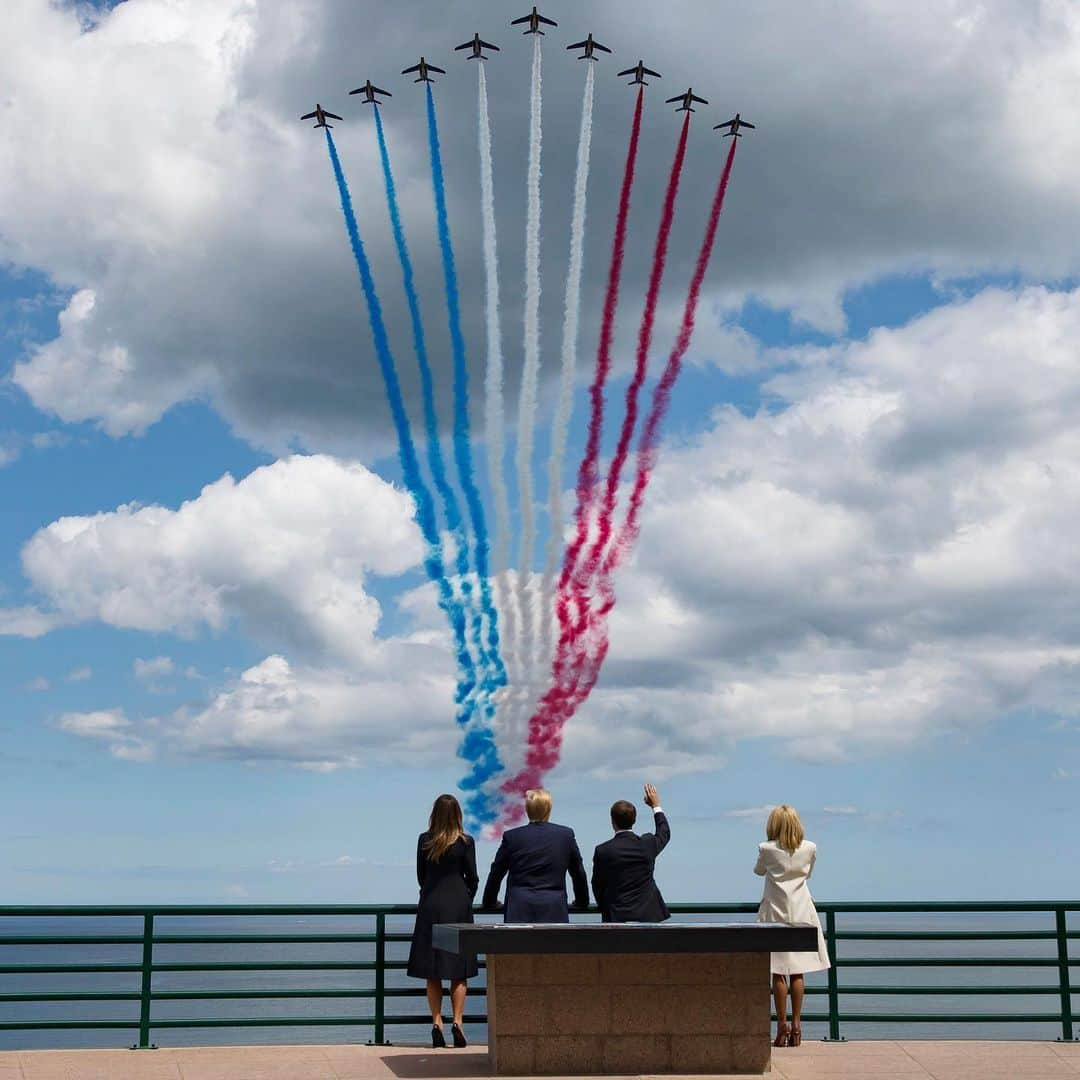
0, 902, 1075, 1047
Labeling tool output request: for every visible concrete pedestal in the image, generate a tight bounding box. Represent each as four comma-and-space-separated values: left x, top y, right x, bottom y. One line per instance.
433, 922, 817, 1076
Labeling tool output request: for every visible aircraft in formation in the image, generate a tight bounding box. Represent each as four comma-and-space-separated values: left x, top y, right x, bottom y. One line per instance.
349, 79, 391, 105
401, 57, 446, 83
512, 6, 558, 35
456, 33, 500, 61
667, 87, 708, 113
305, 26, 752, 138
715, 112, 756, 137
618, 59, 662, 86
300, 104, 342, 128
567, 33, 611, 61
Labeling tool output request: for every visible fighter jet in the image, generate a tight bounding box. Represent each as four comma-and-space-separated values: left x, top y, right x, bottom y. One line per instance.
300, 104, 343, 129
617, 60, 662, 86
511, 6, 557, 34
401, 57, 446, 83
567, 33, 611, 61
349, 80, 392, 105
667, 88, 709, 113
714, 113, 756, 137
455, 33, 500, 60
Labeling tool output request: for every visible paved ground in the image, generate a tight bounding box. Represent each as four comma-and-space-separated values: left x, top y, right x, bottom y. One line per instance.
0, 1041, 1077, 1079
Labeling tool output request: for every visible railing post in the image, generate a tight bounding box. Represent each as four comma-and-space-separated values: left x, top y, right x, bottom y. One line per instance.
374, 912, 386, 1046
1056, 907, 1074, 1042
132, 913, 156, 1050
824, 908, 844, 1042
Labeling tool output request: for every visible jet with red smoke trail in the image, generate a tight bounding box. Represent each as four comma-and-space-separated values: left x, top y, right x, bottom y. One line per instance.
715, 113, 756, 137
401, 57, 446, 83
456, 33, 500, 61
301, 104, 343, 128
349, 80, 392, 105
617, 60, 662, 86
512, 6, 557, 34
567, 34, 611, 61
667, 88, 708, 113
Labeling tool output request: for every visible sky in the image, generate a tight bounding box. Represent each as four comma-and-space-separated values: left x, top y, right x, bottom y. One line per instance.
1, 0, 1080, 905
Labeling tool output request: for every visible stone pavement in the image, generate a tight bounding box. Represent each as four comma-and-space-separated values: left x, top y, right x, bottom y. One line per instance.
0, 1040, 1077, 1079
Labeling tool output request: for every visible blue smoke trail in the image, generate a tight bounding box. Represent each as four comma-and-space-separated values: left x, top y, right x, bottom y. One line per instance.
424, 87, 507, 696
323, 129, 501, 821
372, 106, 491, 690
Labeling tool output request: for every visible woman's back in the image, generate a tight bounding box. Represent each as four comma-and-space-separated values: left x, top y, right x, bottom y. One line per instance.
417, 833, 478, 898
755, 839, 817, 923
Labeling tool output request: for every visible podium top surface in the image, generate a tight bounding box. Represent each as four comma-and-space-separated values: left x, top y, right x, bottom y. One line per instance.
432, 921, 819, 956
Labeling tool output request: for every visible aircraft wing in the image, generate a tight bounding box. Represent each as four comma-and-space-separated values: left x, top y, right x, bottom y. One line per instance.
428, 64, 446, 74
510, 14, 530, 24
692, 94, 709, 104
538, 14, 557, 25
480, 39, 499, 50
665, 94, 683, 103
301, 111, 317, 119
567, 39, 589, 49
401, 63, 421, 74
454, 41, 472, 50
594, 41, 612, 52
643, 66, 662, 77
741, 120, 756, 128
617, 66, 637, 76
374, 86, 391, 96
324, 112, 343, 121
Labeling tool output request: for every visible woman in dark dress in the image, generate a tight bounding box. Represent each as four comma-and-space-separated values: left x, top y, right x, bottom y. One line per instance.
406, 794, 479, 1048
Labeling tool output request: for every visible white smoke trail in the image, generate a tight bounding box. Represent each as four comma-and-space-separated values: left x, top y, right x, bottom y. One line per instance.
477, 62, 518, 722
540, 63, 595, 669
512, 34, 544, 724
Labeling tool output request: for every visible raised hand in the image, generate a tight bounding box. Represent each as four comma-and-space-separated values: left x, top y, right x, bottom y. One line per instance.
643, 783, 661, 809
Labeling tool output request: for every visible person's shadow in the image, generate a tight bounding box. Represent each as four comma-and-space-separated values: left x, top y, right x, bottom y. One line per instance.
378, 1048, 490, 1077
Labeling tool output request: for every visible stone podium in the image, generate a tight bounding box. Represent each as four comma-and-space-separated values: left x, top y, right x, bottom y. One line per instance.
432, 922, 817, 1076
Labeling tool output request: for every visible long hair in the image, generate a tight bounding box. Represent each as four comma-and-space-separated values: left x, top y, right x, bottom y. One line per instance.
423, 794, 465, 862
766, 804, 805, 854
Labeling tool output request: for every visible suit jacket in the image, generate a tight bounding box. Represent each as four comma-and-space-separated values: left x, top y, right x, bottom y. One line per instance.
481, 821, 590, 923
591, 811, 671, 922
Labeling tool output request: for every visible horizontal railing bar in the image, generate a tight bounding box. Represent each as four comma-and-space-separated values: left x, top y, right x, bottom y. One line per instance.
0, 963, 143, 974
819, 1013, 1067, 1023
2, 901, 1079, 917
0, 991, 141, 1002
838, 957, 1066, 967
835, 931, 1058, 941
0, 936, 142, 946
150, 961, 379, 972
151, 989, 380, 1000
149, 1017, 376, 1029
150, 934, 378, 944
827, 985, 1066, 995
0, 1021, 138, 1031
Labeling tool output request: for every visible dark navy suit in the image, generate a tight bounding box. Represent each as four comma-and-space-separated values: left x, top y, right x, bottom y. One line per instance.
481, 821, 590, 922
591, 811, 671, 923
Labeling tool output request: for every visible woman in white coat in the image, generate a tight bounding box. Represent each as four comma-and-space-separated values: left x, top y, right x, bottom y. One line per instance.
754, 805, 830, 1047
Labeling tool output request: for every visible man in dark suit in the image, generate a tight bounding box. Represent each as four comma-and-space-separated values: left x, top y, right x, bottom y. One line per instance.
481, 788, 589, 922
591, 783, 671, 922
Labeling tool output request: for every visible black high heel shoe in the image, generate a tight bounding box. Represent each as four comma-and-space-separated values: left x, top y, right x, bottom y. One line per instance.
451, 1023, 467, 1048
431, 1025, 446, 1049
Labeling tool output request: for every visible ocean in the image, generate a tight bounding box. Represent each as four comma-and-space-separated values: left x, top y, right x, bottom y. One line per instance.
1, 910, 1074, 1050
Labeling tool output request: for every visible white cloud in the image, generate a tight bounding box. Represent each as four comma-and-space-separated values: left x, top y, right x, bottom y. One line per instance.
822, 807, 861, 817
0, 606, 63, 638
58, 708, 154, 761
65, 666, 92, 682
24, 677, 50, 692
20, 454, 422, 661
134, 656, 175, 681
723, 806, 776, 821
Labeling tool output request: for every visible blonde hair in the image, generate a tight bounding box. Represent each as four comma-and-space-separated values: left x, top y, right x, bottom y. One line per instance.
525, 788, 552, 823
424, 794, 465, 862
766, 804, 805, 854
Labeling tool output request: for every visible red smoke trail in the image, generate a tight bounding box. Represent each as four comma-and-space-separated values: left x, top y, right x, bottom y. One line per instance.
576, 112, 691, 593
499, 137, 740, 819
554, 89, 644, 648
605, 136, 740, 573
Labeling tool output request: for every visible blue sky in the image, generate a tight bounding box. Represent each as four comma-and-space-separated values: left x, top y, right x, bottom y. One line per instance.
2, 0, 1080, 905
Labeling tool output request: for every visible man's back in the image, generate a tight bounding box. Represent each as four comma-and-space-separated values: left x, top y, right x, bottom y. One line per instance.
482, 819, 589, 922
592, 800, 671, 923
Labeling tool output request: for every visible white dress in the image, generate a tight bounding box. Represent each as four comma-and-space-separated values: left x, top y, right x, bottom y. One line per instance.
754, 839, 830, 976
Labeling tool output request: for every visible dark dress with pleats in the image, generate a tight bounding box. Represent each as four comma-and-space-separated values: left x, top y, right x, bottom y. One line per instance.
406, 833, 479, 981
